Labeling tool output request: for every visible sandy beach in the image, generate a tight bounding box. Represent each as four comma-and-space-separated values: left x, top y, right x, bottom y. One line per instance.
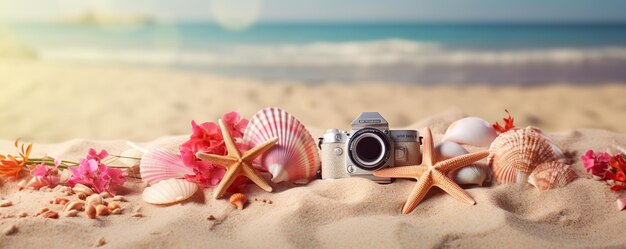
0, 59, 625, 248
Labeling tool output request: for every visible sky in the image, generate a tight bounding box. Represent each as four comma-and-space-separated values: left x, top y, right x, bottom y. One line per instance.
0, 0, 625, 23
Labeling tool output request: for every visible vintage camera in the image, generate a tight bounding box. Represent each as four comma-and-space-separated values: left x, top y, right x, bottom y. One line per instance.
319, 112, 421, 183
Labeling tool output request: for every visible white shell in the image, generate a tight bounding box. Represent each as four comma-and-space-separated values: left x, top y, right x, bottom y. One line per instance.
451, 165, 489, 186
244, 107, 320, 183
442, 117, 498, 147
118, 148, 144, 167
436, 141, 488, 186
140, 149, 194, 185
435, 141, 469, 161
142, 179, 198, 205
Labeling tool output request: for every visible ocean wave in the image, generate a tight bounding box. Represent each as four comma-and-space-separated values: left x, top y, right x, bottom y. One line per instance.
38, 39, 626, 67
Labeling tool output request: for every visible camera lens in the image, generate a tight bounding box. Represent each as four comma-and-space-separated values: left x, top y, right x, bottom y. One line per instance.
348, 128, 391, 170
355, 136, 382, 162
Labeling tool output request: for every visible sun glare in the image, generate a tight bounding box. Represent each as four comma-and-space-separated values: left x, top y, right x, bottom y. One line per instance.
210, 0, 261, 31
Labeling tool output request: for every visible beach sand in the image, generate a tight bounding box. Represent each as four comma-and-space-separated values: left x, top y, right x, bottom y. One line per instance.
1, 59, 626, 248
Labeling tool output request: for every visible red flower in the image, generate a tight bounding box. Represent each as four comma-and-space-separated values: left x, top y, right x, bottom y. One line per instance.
179, 112, 250, 192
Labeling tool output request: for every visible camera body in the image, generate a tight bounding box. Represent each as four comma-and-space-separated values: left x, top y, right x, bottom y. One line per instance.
320, 112, 421, 183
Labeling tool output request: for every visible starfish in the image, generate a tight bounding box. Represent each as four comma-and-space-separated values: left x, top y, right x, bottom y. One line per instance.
196, 119, 278, 199
373, 127, 489, 215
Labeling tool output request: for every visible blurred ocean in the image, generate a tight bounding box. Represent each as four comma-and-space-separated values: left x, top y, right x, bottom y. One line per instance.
7, 22, 626, 84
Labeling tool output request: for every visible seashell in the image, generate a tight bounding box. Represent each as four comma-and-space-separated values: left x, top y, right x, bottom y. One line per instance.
99, 192, 111, 199
86, 194, 103, 206
451, 165, 489, 186
96, 204, 110, 216
244, 107, 320, 183
528, 161, 578, 191
442, 117, 498, 147
617, 197, 626, 211
107, 202, 120, 211
229, 193, 247, 210
42, 210, 59, 219
488, 127, 558, 184
63, 200, 85, 212
72, 184, 94, 196
139, 149, 194, 185
435, 141, 469, 161
142, 178, 198, 205
64, 210, 79, 217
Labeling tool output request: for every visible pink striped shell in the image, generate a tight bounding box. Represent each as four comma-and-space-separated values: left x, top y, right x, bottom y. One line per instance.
243, 107, 320, 183
528, 161, 578, 191
488, 127, 557, 184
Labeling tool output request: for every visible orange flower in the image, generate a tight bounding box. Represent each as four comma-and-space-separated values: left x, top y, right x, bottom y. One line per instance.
0, 138, 32, 179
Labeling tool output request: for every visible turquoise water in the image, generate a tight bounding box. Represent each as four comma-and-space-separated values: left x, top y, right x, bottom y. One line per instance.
8, 22, 626, 84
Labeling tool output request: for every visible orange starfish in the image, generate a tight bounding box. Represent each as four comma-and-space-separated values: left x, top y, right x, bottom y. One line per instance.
196, 119, 278, 199
373, 127, 489, 215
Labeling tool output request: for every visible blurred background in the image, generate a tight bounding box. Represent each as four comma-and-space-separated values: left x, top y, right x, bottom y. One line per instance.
1, 0, 625, 142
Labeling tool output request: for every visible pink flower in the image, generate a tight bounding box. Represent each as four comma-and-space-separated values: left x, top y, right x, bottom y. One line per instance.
581, 150, 612, 180
179, 111, 250, 191
87, 149, 108, 162
27, 161, 60, 190
66, 149, 125, 195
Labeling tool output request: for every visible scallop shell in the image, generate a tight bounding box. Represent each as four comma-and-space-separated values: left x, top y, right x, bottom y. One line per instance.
528, 161, 578, 191
244, 107, 320, 183
142, 178, 198, 205
139, 149, 194, 185
488, 127, 557, 184
442, 117, 498, 147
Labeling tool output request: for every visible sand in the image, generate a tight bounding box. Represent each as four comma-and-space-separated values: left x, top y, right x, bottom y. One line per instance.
1, 59, 626, 248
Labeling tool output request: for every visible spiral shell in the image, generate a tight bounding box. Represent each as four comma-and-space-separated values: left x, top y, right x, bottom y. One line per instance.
528, 161, 578, 191
488, 127, 557, 184
244, 107, 320, 183
229, 193, 248, 210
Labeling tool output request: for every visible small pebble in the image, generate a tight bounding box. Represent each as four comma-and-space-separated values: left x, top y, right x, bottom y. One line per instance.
0, 200, 12, 207
18, 212, 28, 218
112, 195, 126, 202
2, 214, 15, 219
94, 236, 106, 247
131, 212, 143, 218
55, 198, 69, 205
77, 193, 87, 200
207, 215, 216, 221
3, 224, 17, 235
85, 205, 97, 219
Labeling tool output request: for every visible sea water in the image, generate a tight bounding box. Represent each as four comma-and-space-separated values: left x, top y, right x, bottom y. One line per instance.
7, 22, 626, 84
